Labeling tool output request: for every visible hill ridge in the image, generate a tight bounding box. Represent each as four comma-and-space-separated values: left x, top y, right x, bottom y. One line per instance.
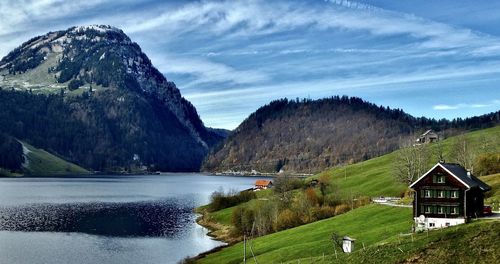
203, 96, 500, 173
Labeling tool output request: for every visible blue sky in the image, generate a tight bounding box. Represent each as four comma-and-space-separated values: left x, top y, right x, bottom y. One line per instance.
1, 0, 499, 129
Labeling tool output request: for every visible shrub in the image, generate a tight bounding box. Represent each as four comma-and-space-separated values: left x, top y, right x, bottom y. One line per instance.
310, 206, 336, 221
323, 193, 342, 207
334, 204, 350, 215
231, 206, 254, 235
318, 172, 331, 197
305, 187, 320, 206
209, 189, 256, 212
276, 209, 301, 231
354, 196, 371, 208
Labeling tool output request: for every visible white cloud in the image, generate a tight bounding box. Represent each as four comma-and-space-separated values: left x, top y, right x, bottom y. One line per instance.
433, 104, 461, 110
433, 100, 500, 111
151, 55, 269, 87
122, 0, 500, 55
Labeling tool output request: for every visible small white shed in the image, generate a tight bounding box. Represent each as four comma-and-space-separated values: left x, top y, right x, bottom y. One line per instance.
342, 236, 355, 253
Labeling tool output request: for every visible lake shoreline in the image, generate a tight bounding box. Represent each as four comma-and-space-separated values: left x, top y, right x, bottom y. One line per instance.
188, 210, 239, 263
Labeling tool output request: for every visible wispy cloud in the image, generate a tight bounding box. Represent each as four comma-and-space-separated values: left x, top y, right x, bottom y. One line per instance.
1, 0, 500, 129
151, 55, 269, 87
433, 100, 500, 111
121, 0, 500, 55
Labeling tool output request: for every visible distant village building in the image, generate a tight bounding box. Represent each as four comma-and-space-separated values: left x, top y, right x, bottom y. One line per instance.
255, 180, 273, 190
415, 129, 439, 144
409, 162, 491, 230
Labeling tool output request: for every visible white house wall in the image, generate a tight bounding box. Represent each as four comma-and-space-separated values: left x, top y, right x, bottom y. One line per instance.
414, 217, 465, 230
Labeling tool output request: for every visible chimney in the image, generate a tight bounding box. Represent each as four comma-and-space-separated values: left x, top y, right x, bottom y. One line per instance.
466, 170, 471, 178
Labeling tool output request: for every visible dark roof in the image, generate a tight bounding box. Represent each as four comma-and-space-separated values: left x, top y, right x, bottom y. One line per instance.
410, 162, 492, 191
440, 163, 491, 191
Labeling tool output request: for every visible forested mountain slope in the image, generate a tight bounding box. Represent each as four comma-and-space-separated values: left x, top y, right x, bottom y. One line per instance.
203, 97, 499, 173
0, 25, 224, 172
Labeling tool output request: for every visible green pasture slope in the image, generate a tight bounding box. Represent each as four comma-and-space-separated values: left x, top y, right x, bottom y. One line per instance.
198, 205, 412, 264
289, 219, 499, 264
21, 141, 89, 176
309, 125, 500, 198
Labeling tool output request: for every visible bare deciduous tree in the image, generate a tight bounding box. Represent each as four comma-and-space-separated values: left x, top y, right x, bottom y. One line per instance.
452, 134, 476, 172
393, 139, 430, 186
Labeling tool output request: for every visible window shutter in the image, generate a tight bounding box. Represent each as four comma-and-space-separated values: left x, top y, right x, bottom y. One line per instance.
433, 175, 437, 183
432, 206, 436, 214
446, 206, 451, 214
446, 190, 450, 198
421, 190, 424, 197
420, 205, 424, 213
432, 190, 436, 198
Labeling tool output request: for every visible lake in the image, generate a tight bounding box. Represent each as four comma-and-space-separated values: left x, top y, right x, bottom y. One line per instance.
0, 174, 266, 264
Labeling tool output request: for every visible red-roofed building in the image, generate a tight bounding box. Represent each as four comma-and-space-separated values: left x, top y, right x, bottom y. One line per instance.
255, 180, 273, 190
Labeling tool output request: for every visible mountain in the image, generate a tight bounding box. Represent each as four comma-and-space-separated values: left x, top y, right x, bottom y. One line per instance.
202, 96, 500, 174
0, 25, 224, 172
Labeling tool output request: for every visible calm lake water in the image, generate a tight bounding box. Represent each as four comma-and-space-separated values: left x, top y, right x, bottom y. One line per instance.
0, 174, 265, 264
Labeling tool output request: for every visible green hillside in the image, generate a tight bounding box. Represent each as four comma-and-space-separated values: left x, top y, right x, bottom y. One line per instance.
21, 141, 89, 176
198, 205, 412, 264
196, 126, 500, 263
197, 205, 499, 264
482, 173, 500, 211
309, 125, 500, 197
288, 219, 499, 264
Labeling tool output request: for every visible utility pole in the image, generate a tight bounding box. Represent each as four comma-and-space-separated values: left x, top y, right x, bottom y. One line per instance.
243, 234, 246, 264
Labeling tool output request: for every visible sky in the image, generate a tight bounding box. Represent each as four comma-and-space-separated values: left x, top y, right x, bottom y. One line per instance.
1, 0, 499, 129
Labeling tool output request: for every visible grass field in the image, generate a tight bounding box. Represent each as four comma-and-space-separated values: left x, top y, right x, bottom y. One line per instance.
287, 219, 499, 264
198, 204, 412, 264
198, 204, 499, 264
310, 125, 500, 198
22, 141, 89, 175
482, 173, 500, 211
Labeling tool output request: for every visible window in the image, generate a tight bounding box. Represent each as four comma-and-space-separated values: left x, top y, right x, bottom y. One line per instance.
451, 207, 458, 215
437, 175, 445, 183
433, 174, 446, 183
429, 223, 435, 227
451, 191, 458, 198
424, 206, 432, 213
438, 206, 445, 214
437, 190, 445, 198
446, 222, 450, 227
424, 190, 432, 198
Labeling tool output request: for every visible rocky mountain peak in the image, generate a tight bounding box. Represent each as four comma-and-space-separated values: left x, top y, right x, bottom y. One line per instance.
0, 25, 215, 151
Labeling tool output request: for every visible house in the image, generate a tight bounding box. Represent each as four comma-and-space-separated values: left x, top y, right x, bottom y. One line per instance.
255, 179, 273, 190
409, 162, 491, 230
416, 129, 439, 144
